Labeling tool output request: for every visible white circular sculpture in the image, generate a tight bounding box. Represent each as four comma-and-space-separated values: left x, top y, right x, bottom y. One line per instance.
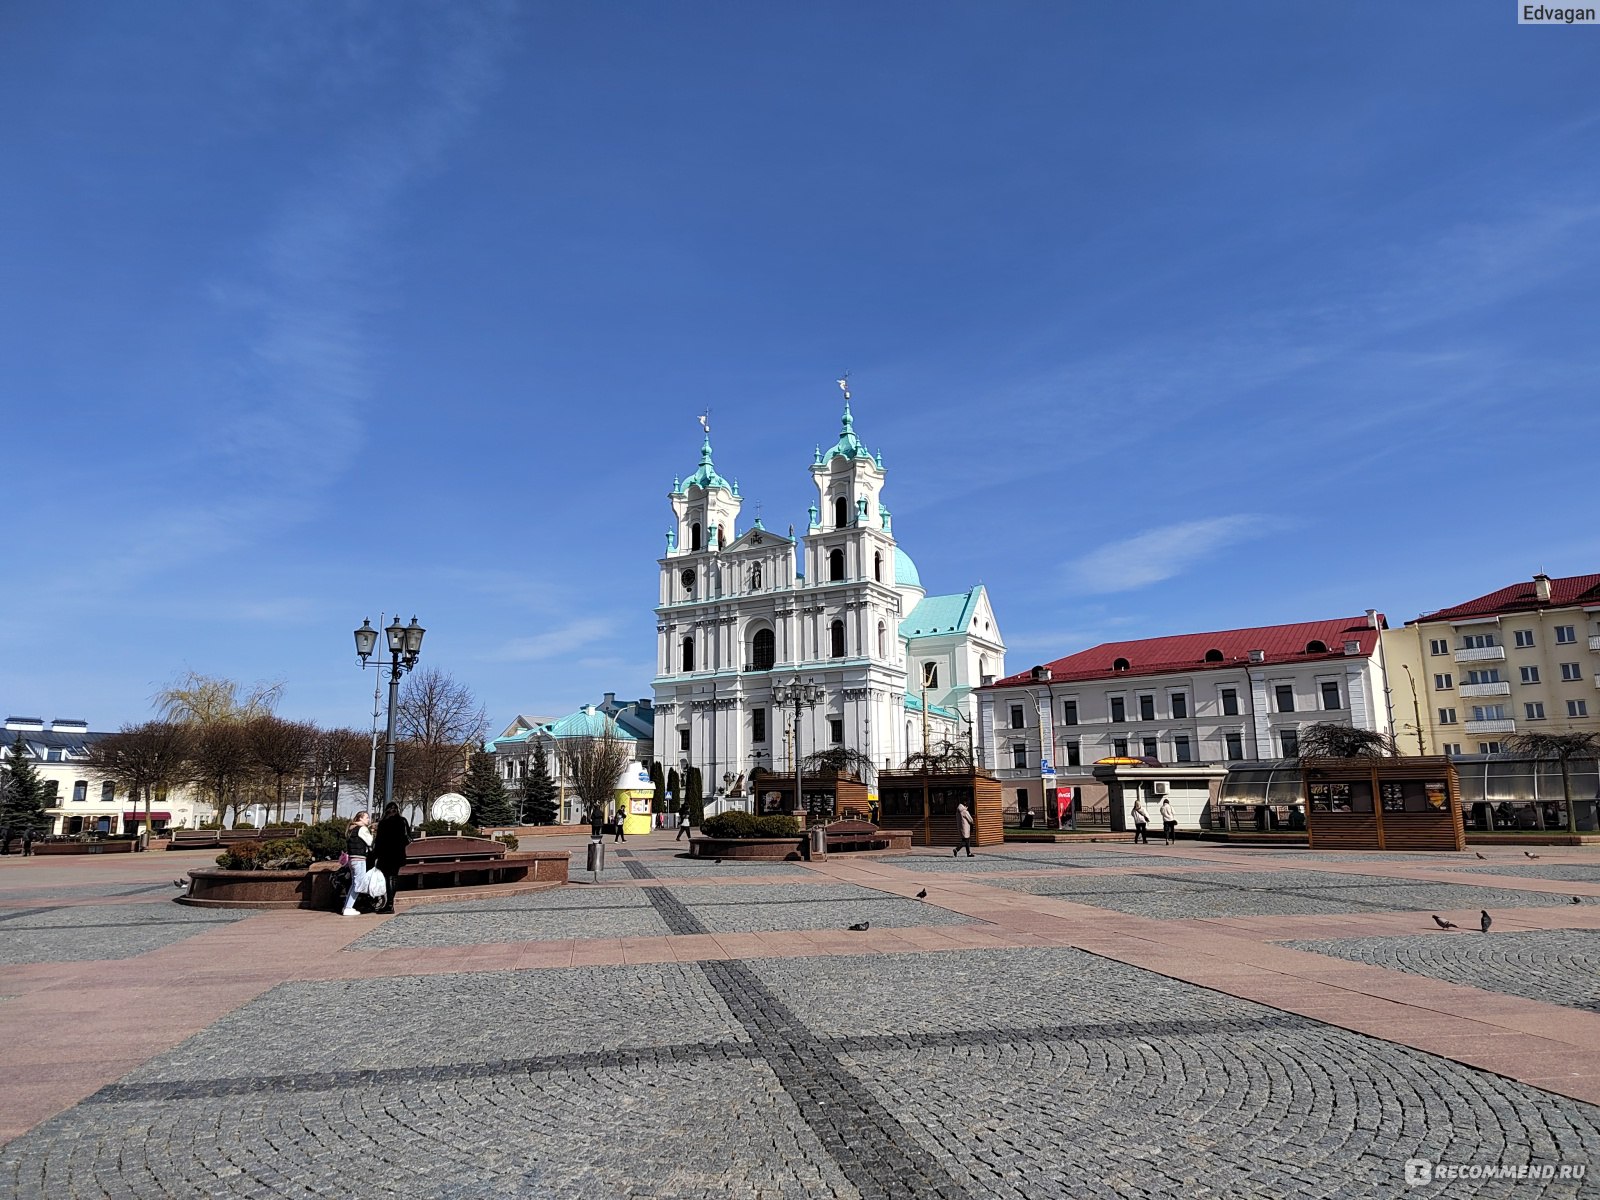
433, 792, 470, 825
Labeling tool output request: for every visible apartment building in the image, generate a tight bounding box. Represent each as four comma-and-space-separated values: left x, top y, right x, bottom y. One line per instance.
977, 614, 1393, 828
1386, 572, 1600, 756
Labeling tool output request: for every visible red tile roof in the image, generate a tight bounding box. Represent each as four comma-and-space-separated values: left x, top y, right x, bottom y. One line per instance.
988, 616, 1385, 688
1408, 573, 1600, 625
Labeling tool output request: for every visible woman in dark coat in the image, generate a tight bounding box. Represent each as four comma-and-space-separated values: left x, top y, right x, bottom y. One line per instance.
372, 802, 411, 914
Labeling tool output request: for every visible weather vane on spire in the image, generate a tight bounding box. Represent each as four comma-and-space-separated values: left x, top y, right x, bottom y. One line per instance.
836, 373, 850, 402
698, 409, 711, 435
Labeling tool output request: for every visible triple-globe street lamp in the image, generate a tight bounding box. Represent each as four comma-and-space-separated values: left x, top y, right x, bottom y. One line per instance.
772, 679, 824, 818
353, 616, 425, 816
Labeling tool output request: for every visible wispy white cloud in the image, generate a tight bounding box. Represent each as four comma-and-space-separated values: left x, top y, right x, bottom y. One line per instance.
492, 619, 619, 663
1061, 515, 1285, 595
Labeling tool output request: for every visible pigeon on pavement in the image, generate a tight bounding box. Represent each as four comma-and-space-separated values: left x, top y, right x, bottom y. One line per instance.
1480, 910, 1493, 933
915, 888, 928, 900
1475, 852, 1487, 860
1525, 851, 1541, 859
848, 921, 870, 931
1574, 897, 1584, 905
1431, 915, 1457, 929
173, 879, 186, 888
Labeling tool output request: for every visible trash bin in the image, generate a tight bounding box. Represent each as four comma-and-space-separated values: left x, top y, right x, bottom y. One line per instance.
808, 827, 828, 860
585, 839, 605, 874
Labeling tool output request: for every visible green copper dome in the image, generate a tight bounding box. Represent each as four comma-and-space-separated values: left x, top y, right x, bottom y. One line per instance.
677, 436, 731, 494
821, 403, 876, 465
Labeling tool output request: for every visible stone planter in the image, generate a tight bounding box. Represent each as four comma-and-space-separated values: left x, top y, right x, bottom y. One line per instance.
179, 863, 337, 909
687, 836, 807, 861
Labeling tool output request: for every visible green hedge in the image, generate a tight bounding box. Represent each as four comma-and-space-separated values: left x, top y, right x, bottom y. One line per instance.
700, 812, 801, 838
215, 839, 313, 871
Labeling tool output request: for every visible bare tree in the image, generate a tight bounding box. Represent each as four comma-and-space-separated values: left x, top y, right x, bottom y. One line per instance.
155, 671, 283, 725
247, 716, 320, 823
310, 727, 371, 821
85, 721, 193, 844
395, 667, 486, 820
903, 739, 974, 774
802, 747, 875, 779
556, 727, 632, 835
189, 720, 256, 826
1296, 723, 1397, 761
1507, 731, 1600, 836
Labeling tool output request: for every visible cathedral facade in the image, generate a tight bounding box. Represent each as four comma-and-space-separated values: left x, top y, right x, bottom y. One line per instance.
651, 400, 1006, 803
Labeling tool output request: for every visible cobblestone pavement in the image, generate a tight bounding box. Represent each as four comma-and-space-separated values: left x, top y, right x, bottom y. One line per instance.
1283, 929, 1600, 1014
4, 947, 1598, 1198
667, 882, 973, 933
887, 851, 1222, 873
987, 869, 1578, 918
6, 840, 1600, 1197
1442, 864, 1600, 883
0, 902, 246, 965
348, 888, 671, 949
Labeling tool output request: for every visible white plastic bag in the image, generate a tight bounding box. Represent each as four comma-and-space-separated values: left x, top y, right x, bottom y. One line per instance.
363, 868, 388, 900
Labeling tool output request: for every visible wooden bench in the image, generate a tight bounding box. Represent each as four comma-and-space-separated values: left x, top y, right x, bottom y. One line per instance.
394, 835, 517, 890
167, 827, 297, 850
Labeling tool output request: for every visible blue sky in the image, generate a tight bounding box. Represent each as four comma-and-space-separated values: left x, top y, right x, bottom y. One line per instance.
4, 2, 1598, 734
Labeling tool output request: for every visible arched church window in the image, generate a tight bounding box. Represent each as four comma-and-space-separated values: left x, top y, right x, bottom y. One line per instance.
830, 621, 846, 658
829, 549, 845, 581
691, 523, 702, 551
750, 562, 762, 591
681, 637, 695, 672
751, 628, 775, 670
877, 621, 887, 658
834, 496, 849, 528
873, 551, 882, 582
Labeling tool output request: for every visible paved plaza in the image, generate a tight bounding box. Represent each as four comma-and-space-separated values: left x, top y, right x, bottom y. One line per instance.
3, 838, 1600, 1197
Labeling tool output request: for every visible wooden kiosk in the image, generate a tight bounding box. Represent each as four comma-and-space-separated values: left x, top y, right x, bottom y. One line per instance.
1303, 755, 1464, 852
875, 768, 1004, 849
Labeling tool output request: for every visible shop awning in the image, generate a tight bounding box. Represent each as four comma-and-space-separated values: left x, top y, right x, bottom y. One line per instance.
1453, 758, 1599, 805
1219, 763, 1305, 806
122, 811, 172, 822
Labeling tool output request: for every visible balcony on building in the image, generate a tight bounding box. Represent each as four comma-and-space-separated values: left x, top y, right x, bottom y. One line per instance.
1463, 718, 1517, 734
1589, 634, 1600, 652
1454, 646, 1506, 664
1458, 682, 1511, 698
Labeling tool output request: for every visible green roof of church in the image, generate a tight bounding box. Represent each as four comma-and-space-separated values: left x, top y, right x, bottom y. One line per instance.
820, 403, 876, 465
894, 547, 921, 588
675, 436, 731, 494
900, 587, 985, 640
543, 706, 637, 741
903, 693, 961, 720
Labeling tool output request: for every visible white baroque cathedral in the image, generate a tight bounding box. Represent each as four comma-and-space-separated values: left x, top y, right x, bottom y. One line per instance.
652, 397, 1006, 801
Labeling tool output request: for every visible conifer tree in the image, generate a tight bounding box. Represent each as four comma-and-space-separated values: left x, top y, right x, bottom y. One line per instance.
649, 761, 665, 814
2, 733, 47, 835
519, 744, 559, 825
462, 748, 516, 827
686, 765, 705, 825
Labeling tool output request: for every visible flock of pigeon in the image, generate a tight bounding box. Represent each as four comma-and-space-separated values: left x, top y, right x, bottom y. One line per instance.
1431, 850, 1585, 935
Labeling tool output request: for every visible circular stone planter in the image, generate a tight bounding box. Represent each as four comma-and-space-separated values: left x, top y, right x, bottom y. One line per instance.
178, 863, 336, 909
687, 836, 807, 861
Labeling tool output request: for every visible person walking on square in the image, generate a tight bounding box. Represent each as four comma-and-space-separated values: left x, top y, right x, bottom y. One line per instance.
612, 803, 627, 843
953, 801, 975, 857
0, 825, 10, 855
372, 802, 410, 914
21, 827, 34, 856
341, 811, 373, 917
676, 804, 691, 841
1131, 796, 1149, 844
1159, 795, 1177, 845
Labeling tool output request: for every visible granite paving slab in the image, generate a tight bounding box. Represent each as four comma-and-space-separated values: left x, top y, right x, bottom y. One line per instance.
1442, 864, 1600, 883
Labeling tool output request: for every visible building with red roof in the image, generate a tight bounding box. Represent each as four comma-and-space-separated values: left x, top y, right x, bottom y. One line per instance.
1386, 573, 1600, 763
976, 612, 1393, 831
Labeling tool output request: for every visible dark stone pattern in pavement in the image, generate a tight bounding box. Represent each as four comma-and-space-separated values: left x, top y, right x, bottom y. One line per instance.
888, 851, 1219, 873
0, 903, 245, 965
1283, 929, 1600, 1013
985, 870, 1576, 919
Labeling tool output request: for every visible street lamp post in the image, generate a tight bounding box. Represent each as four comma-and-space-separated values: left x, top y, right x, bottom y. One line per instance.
354, 616, 426, 816
773, 680, 824, 819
